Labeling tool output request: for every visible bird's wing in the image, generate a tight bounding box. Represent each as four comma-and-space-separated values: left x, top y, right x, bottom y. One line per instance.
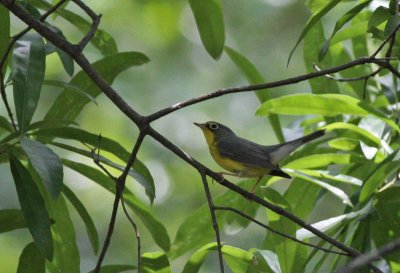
217, 136, 278, 170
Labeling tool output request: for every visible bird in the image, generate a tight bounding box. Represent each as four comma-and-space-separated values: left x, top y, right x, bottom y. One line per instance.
194, 121, 325, 192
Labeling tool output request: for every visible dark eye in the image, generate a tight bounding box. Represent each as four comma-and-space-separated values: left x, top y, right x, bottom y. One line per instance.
209, 123, 219, 130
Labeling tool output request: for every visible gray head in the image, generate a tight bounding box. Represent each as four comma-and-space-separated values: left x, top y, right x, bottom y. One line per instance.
194, 121, 235, 139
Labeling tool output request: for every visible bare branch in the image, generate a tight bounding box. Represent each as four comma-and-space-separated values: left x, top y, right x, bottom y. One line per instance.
338, 237, 400, 273
146, 57, 390, 122
313, 64, 382, 83
71, 0, 101, 51
200, 171, 225, 273
94, 131, 146, 273
121, 197, 141, 273
214, 206, 350, 256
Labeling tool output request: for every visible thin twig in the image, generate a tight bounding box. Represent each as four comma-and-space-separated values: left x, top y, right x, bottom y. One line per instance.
371, 23, 400, 57
94, 131, 147, 273
200, 171, 225, 273
71, 0, 101, 50
214, 206, 349, 256
313, 63, 382, 82
121, 197, 141, 273
0, 73, 17, 131
337, 237, 400, 273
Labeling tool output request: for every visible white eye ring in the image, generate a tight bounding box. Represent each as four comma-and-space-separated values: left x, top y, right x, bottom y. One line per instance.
209, 123, 219, 130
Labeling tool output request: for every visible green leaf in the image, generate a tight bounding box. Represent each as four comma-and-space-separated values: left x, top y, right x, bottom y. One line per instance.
62, 185, 99, 254
45, 194, 80, 273
328, 138, 359, 151
368, 7, 389, 31
142, 252, 170, 273
295, 170, 362, 186
17, 242, 45, 273
288, 0, 341, 65
304, 21, 340, 94
62, 159, 170, 251
43, 80, 98, 105
11, 33, 46, 133
0, 5, 10, 74
324, 122, 381, 146
0, 209, 26, 233
20, 137, 64, 199
371, 187, 400, 262
43, 52, 149, 124
9, 154, 53, 260
182, 243, 253, 273
30, 0, 117, 55
256, 93, 400, 132
224, 46, 284, 143
189, 0, 225, 59
384, 12, 400, 37
287, 170, 353, 207
319, 0, 372, 61
359, 149, 400, 203
330, 21, 368, 45
34, 127, 155, 203
251, 249, 282, 273
296, 202, 372, 240
284, 153, 364, 169
87, 264, 137, 273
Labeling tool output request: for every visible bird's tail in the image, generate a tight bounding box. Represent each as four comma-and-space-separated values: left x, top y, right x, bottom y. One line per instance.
269, 130, 325, 164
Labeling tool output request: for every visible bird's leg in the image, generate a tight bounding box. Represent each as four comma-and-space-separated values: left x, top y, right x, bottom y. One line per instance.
250, 176, 263, 194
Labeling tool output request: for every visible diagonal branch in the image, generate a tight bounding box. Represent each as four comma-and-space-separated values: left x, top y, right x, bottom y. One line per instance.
200, 171, 225, 273
337, 237, 400, 273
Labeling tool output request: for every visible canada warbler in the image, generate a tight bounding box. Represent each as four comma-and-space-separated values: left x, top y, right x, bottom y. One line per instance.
194, 121, 325, 190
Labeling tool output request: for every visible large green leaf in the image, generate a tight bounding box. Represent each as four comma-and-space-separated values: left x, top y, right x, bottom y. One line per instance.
189, 0, 225, 59
62, 159, 170, 251
303, 21, 340, 94
288, 0, 341, 65
368, 6, 389, 31
287, 170, 353, 207
30, 0, 117, 55
319, 0, 372, 61
34, 127, 155, 203
43, 52, 149, 124
0, 5, 10, 74
224, 46, 284, 143
20, 137, 63, 199
182, 243, 253, 273
0, 209, 26, 233
249, 249, 282, 273
284, 153, 364, 169
142, 252, 170, 273
62, 185, 99, 254
324, 122, 381, 147
256, 93, 400, 132
11, 33, 45, 133
17, 242, 45, 273
45, 194, 80, 273
296, 202, 372, 240
9, 154, 53, 260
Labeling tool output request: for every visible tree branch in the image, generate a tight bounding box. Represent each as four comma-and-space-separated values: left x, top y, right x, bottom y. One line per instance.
337, 237, 400, 273
200, 171, 225, 273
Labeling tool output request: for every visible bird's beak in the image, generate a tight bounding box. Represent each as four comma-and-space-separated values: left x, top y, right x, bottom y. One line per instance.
193, 122, 205, 129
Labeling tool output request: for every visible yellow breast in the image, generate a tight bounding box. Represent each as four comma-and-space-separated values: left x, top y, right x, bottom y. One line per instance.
209, 141, 267, 177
